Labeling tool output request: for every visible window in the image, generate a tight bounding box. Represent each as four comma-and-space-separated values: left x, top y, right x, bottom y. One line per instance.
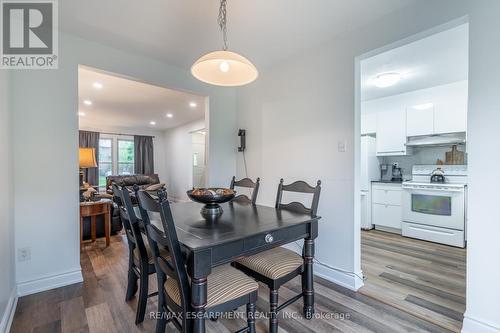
118, 139, 134, 175
98, 135, 135, 188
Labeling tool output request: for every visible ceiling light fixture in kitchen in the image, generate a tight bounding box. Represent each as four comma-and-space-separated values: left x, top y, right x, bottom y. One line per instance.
371, 72, 401, 88
191, 0, 258, 86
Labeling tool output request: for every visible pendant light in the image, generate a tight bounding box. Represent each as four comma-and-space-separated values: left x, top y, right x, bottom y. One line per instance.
191, 0, 258, 87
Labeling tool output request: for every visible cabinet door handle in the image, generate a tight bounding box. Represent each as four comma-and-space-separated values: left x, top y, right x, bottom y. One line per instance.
265, 234, 274, 243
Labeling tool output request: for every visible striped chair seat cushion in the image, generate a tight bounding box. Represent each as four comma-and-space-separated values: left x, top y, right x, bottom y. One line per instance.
133, 235, 170, 265
165, 265, 258, 308
236, 247, 304, 280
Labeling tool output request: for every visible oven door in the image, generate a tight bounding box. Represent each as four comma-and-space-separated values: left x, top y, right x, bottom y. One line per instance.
402, 186, 465, 230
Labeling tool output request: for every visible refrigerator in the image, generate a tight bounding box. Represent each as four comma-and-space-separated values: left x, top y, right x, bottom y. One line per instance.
360, 136, 379, 229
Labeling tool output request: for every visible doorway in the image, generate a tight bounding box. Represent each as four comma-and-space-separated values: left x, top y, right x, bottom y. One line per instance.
192, 129, 207, 188
354, 19, 469, 333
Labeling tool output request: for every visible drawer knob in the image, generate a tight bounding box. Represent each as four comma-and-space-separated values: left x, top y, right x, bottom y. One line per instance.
265, 234, 274, 243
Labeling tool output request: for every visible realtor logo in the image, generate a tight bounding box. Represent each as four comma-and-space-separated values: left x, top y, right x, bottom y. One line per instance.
1, 0, 58, 69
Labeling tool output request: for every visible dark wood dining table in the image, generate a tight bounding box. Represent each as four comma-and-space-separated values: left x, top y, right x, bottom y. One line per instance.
136, 200, 320, 333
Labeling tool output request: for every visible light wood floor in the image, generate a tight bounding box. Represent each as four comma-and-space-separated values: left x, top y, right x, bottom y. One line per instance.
11, 233, 459, 333
360, 230, 466, 333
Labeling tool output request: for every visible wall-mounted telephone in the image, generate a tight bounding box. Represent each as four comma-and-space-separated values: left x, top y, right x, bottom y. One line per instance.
238, 129, 246, 152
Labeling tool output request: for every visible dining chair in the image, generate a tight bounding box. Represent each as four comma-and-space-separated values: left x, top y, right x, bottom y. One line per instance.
112, 183, 168, 324
233, 178, 321, 333
229, 176, 260, 204
136, 188, 259, 333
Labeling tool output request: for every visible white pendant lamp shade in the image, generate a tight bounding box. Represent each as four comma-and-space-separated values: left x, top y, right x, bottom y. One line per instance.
191, 50, 258, 87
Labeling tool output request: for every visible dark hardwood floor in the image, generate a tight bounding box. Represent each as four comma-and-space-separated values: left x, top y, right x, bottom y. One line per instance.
360, 230, 466, 333
11, 232, 459, 333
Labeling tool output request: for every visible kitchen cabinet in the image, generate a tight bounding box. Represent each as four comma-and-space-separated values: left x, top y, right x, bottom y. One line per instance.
361, 113, 377, 135
372, 183, 402, 232
406, 106, 434, 136
376, 109, 409, 156
434, 84, 468, 134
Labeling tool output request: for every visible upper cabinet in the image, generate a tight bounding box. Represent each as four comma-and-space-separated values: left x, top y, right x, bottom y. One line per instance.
362, 80, 468, 155
376, 109, 408, 156
405, 81, 468, 136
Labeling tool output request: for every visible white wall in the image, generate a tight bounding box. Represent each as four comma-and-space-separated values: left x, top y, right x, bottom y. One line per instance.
162, 118, 206, 202
236, 1, 500, 332
10, 33, 237, 296
78, 124, 167, 183
0, 71, 15, 331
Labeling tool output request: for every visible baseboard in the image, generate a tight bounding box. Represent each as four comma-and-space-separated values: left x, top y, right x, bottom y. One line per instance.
314, 263, 364, 291
462, 314, 500, 333
0, 287, 18, 333
17, 268, 83, 297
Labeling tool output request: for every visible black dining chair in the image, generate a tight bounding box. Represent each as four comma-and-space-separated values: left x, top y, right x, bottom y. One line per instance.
233, 178, 321, 333
112, 183, 169, 324
135, 189, 259, 333
229, 176, 260, 204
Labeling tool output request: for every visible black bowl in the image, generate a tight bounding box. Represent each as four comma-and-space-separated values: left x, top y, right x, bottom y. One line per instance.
187, 188, 236, 205
187, 188, 236, 218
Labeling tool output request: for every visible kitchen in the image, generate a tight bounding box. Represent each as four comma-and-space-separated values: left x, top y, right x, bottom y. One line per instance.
358, 23, 468, 332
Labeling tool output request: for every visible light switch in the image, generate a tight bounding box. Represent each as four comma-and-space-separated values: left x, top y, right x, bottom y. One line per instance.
338, 141, 346, 152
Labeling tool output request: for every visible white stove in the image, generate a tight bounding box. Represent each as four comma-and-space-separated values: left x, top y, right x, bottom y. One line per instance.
401, 165, 467, 248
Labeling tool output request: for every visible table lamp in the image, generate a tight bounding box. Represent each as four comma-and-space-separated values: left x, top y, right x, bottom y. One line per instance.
79, 147, 97, 187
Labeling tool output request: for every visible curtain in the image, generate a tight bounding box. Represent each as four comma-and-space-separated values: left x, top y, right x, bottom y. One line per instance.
79, 130, 100, 186
134, 135, 154, 174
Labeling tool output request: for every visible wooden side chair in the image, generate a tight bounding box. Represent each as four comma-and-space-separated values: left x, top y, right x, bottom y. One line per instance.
233, 178, 321, 333
112, 183, 168, 324
136, 189, 259, 333
229, 176, 260, 204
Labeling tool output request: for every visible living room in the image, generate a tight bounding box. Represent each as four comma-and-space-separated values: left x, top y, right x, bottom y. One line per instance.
1, 1, 500, 333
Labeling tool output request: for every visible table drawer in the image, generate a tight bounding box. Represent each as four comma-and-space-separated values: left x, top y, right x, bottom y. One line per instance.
243, 224, 309, 253
372, 188, 402, 206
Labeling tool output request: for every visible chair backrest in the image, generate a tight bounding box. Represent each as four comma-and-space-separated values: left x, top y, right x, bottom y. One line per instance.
112, 183, 150, 265
230, 176, 260, 204
275, 179, 321, 216
135, 188, 191, 313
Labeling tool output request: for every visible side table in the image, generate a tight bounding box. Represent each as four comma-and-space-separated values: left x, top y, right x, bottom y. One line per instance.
80, 199, 112, 251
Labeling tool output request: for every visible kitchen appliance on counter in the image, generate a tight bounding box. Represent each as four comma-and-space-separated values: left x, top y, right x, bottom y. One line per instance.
360, 136, 380, 230
392, 163, 403, 181
402, 165, 467, 247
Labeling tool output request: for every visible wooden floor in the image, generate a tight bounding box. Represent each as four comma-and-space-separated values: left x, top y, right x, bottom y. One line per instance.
360, 230, 466, 333
11, 233, 460, 333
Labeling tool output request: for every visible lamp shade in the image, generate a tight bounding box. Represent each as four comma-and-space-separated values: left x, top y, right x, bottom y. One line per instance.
79, 148, 97, 168
191, 50, 258, 87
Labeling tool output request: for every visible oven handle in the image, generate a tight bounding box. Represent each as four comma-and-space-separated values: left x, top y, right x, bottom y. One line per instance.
402, 186, 464, 193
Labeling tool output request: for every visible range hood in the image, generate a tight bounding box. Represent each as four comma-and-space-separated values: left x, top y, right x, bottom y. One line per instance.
406, 132, 466, 147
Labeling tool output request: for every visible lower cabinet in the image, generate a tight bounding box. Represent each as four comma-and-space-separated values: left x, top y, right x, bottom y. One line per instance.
372, 183, 402, 232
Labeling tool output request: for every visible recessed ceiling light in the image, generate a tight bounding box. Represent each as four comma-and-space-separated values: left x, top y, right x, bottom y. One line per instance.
166, 113, 173, 118
412, 103, 434, 110
189, 102, 197, 108
83, 100, 93, 106
92, 82, 103, 89
78, 111, 86, 117
371, 72, 401, 88
150, 121, 156, 126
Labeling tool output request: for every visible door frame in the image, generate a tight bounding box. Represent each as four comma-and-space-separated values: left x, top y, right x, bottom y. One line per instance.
353, 16, 469, 289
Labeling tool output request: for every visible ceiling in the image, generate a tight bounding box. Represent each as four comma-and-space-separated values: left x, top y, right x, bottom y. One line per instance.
78, 67, 206, 131
61, 0, 415, 70
361, 24, 469, 101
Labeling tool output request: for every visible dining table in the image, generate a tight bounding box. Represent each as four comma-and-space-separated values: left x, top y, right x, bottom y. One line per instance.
136, 200, 320, 333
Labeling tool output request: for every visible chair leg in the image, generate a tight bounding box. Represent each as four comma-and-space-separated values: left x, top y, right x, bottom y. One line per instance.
269, 289, 279, 333
247, 303, 256, 333
156, 273, 167, 333
125, 255, 138, 301
135, 269, 149, 324
156, 311, 167, 333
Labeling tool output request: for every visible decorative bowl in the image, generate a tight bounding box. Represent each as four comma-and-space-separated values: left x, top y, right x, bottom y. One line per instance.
187, 188, 236, 217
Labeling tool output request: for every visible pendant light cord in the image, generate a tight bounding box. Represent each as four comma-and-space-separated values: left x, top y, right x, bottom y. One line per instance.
218, 0, 228, 50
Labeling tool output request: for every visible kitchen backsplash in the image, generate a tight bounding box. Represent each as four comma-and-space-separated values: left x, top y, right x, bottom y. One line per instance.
380, 144, 467, 178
